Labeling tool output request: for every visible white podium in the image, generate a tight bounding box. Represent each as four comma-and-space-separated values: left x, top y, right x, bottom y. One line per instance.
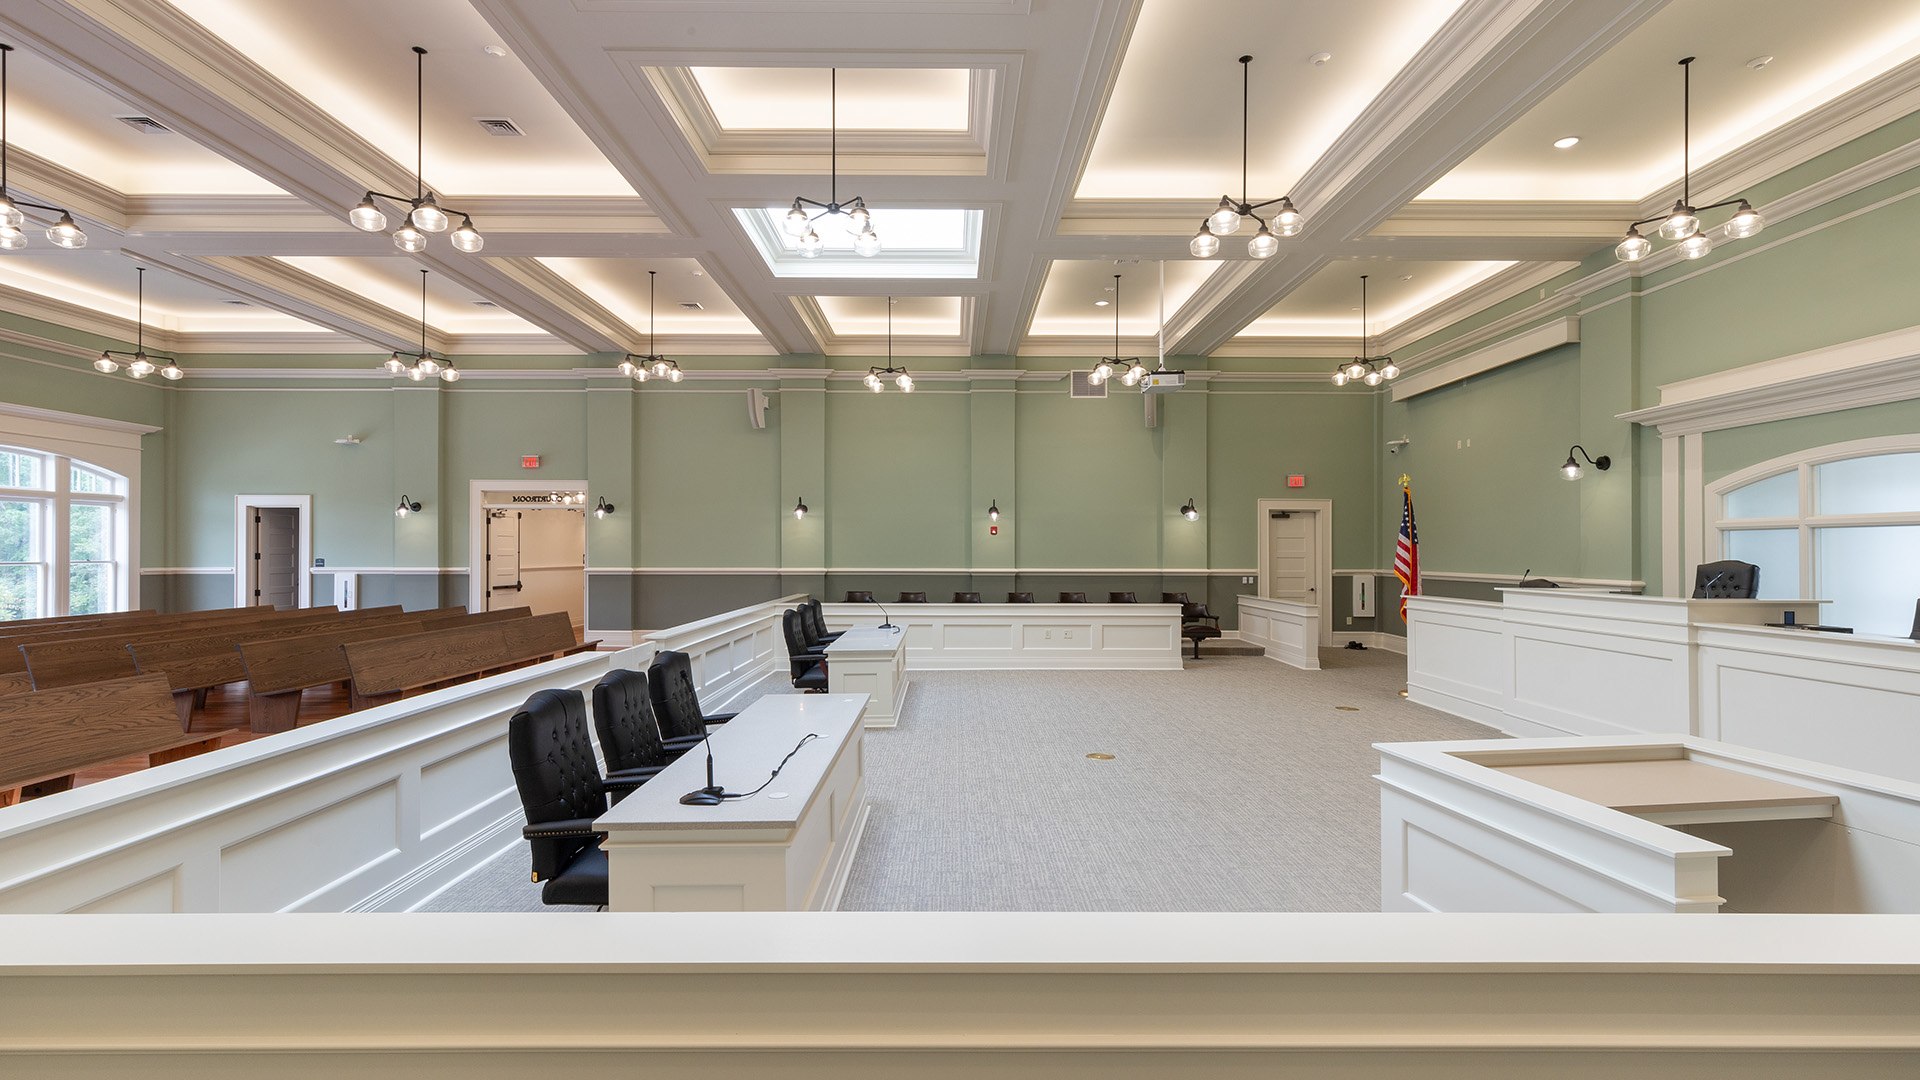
826, 624, 909, 728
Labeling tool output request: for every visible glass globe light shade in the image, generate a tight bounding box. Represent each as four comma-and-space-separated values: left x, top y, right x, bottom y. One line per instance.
383, 354, 407, 374
1246, 225, 1278, 259
668, 367, 683, 382
1128, 361, 1147, 380
1182, 505, 1199, 521
1615, 228, 1651, 262
416, 356, 441, 375
1345, 361, 1366, 379
348, 197, 387, 232
1092, 359, 1113, 380
869, 377, 884, 393
1363, 370, 1384, 386
0, 225, 25, 250
94, 354, 120, 374
0, 196, 21, 229
797, 229, 824, 258
852, 229, 881, 257
410, 197, 449, 233
1562, 457, 1583, 481
1189, 226, 1220, 259
128, 366, 150, 379
160, 361, 184, 381
1724, 200, 1763, 239
783, 203, 810, 237
1657, 201, 1698, 240
1677, 232, 1714, 260
1208, 197, 1242, 236
439, 365, 460, 382
1380, 361, 1400, 380
46, 213, 87, 248
406, 365, 426, 381
652, 359, 671, 378
843, 205, 871, 235
392, 224, 426, 253
129, 354, 156, 377
449, 221, 484, 253
1272, 198, 1303, 237
895, 372, 912, 390
1119, 370, 1139, 387
616, 357, 636, 376
1331, 370, 1348, 386
633, 367, 649, 382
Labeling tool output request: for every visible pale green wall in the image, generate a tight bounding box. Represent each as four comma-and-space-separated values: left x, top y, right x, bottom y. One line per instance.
825, 389, 971, 568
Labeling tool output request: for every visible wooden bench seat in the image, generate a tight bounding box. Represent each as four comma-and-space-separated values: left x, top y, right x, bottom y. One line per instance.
341, 613, 583, 711
416, 607, 530, 632
236, 620, 427, 733
0, 606, 339, 678
0, 675, 224, 807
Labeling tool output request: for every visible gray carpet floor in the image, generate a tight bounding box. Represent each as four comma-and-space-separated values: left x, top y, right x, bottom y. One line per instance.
419, 650, 1500, 913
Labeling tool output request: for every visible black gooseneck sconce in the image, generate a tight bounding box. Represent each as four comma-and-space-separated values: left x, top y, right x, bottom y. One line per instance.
594, 496, 615, 519
395, 496, 422, 518
793, 495, 809, 520
1180, 497, 1199, 521
1561, 445, 1611, 481
988, 499, 1000, 523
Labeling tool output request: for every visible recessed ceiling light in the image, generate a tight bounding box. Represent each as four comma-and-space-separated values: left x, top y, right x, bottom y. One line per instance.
482, 45, 509, 58
1399, 275, 1413, 281
1747, 55, 1774, 70
1309, 52, 1332, 67
1094, 300, 1109, 307
678, 301, 703, 310
1553, 136, 1580, 149
691, 269, 704, 276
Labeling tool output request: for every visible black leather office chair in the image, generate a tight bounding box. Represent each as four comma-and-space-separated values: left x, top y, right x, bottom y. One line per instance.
782, 609, 830, 691
804, 598, 843, 644
1007, 592, 1034, 603
1162, 592, 1221, 658
952, 591, 982, 603
647, 650, 737, 754
1059, 592, 1086, 603
507, 688, 610, 907
1109, 591, 1137, 603
1692, 560, 1760, 599
1161, 592, 1187, 605
899, 591, 927, 603
1910, 599, 1919, 641
1516, 577, 1560, 588
846, 590, 874, 603
590, 669, 676, 803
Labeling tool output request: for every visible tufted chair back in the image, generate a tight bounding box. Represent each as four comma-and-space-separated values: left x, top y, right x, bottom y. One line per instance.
1692, 560, 1759, 599
507, 688, 606, 881
1161, 592, 1189, 605
952, 592, 982, 603
783, 609, 814, 665
805, 599, 831, 641
1109, 591, 1137, 603
648, 649, 709, 744
846, 590, 874, 603
591, 668, 669, 781
1007, 592, 1035, 603
898, 591, 927, 603
1059, 592, 1086, 603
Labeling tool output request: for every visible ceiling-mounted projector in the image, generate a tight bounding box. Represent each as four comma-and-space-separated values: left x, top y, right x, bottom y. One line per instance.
1139, 369, 1186, 394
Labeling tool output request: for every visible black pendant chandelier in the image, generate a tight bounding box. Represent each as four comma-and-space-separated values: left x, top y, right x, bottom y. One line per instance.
94, 267, 183, 380
616, 270, 681, 382
863, 297, 913, 392
380, 270, 458, 382
1190, 55, 1302, 260
0, 44, 87, 251
782, 69, 881, 258
1614, 57, 1763, 264
349, 47, 483, 254
1331, 275, 1398, 387
1089, 274, 1146, 387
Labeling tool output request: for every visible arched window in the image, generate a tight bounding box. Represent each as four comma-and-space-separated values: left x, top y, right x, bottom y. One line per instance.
0, 445, 129, 620
1710, 436, 1920, 637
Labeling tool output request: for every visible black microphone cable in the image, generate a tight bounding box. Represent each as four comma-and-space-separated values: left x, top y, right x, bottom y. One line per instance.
723, 733, 820, 800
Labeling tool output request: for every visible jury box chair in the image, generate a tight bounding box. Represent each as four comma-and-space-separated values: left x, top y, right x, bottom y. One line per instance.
804, 598, 843, 645
647, 650, 738, 754
1109, 591, 1137, 603
898, 591, 927, 603
508, 688, 617, 908
845, 591, 874, 603
782, 608, 829, 691
1007, 592, 1035, 603
590, 668, 677, 802
1058, 592, 1087, 603
952, 592, 982, 603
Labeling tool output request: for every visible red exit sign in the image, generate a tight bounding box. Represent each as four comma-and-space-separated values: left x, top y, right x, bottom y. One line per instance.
1287, 474, 1307, 488
522, 455, 541, 469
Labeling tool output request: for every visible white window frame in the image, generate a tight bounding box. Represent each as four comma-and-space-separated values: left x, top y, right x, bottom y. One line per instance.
1707, 433, 1920, 602
0, 447, 131, 618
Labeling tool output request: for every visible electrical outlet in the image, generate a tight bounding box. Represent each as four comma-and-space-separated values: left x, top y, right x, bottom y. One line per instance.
1346, 616, 1353, 625
1064, 629, 1073, 639
1045, 629, 1052, 640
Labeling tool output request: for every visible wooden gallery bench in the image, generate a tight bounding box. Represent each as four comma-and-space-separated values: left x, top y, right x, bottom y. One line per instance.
341, 613, 595, 710
0, 675, 223, 807
237, 620, 427, 733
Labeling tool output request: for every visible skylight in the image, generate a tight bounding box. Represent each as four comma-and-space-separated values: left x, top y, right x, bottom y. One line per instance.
736, 207, 984, 279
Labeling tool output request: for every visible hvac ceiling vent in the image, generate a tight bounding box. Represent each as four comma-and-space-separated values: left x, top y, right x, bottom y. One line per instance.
471, 300, 499, 307
1068, 370, 1107, 399
114, 116, 172, 134
475, 117, 524, 136
678, 301, 703, 310
219, 299, 251, 306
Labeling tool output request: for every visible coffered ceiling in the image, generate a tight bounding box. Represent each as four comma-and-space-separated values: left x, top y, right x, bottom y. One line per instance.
0, 0, 1913, 366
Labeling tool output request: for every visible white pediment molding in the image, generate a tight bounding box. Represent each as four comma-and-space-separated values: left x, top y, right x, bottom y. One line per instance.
1619, 324, 1920, 435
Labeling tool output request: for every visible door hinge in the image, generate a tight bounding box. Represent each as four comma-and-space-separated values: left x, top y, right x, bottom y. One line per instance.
253, 589, 261, 597
254, 515, 261, 523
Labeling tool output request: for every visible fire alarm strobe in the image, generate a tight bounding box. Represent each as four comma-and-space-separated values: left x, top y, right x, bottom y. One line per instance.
522, 455, 540, 469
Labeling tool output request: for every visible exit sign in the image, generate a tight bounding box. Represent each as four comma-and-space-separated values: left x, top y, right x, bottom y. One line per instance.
1287, 474, 1307, 488
522, 455, 540, 469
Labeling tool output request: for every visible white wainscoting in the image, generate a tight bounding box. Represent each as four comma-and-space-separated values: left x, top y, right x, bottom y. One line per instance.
0, 648, 646, 915
821, 603, 1184, 670
646, 593, 806, 710
1378, 735, 1920, 915
1236, 595, 1321, 670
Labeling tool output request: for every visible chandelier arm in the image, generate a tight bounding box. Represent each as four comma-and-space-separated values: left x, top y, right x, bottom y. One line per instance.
830, 68, 837, 208
1691, 198, 1749, 214
1243, 196, 1292, 213
7, 197, 66, 213
1681, 57, 1691, 207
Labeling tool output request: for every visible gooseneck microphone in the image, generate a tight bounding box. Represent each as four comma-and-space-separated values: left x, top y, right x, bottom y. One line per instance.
679, 734, 726, 805
873, 599, 896, 630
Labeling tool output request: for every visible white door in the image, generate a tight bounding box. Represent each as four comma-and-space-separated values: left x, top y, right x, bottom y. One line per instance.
1266, 511, 1316, 604
486, 510, 522, 610
253, 507, 299, 608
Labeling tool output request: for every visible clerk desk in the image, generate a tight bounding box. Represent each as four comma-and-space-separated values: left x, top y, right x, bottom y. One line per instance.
1406, 589, 1920, 784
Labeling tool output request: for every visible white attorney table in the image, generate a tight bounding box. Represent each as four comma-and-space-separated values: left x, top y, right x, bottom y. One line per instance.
595, 693, 870, 912
820, 602, 1183, 670
1377, 735, 1920, 914
826, 624, 909, 728
1402, 590, 1920, 784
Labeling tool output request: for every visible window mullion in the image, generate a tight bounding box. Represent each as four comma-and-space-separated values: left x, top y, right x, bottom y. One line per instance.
51, 456, 71, 615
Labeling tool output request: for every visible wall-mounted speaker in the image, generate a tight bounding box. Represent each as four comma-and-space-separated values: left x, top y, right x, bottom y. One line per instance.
747, 387, 769, 429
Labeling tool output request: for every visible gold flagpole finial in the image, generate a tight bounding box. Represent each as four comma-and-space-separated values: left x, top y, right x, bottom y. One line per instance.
1398, 473, 1411, 490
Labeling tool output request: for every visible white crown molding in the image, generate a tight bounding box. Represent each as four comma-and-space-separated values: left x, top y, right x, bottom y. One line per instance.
0, 145, 131, 231
0, 323, 109, 364
1377, 261, 1577, 353
1390, 316, 1578, 400
0, 400, 161, 436
1619, 324, 1920, 436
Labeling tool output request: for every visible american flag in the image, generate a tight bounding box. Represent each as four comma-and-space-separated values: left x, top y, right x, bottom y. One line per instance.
1394, 485, 1419, 622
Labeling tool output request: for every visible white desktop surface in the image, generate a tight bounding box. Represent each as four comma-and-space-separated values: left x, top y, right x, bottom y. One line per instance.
826, 624, 908, 655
